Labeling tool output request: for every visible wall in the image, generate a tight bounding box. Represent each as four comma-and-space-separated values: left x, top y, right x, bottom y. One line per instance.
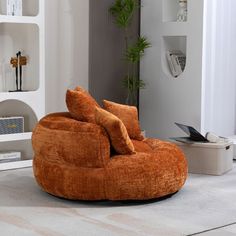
140, 0, 236, 139
89, 0, 140, 105
140, 0, 204, 139
45, 0, 139, 111
45, 0, 89, 113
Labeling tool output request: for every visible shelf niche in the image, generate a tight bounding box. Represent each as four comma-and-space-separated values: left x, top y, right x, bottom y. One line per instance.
0, 0, 39, 16
162, 0, 187, 22
162, 35, 187, 79
0, 99, 38, 132
0, 23, 39, 92
0, 140, 33, 163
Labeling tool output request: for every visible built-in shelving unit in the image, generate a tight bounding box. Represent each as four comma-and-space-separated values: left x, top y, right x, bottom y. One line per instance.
0, 0, 39, 16
0, 23, 39, 91
140, 0, 205, 139
162, 0, 182, 22
160, 0, 187, 79
0, 132, 32, 142
0, 0, 45, 171
162, 35, 187, 79
141, 0, 236, 140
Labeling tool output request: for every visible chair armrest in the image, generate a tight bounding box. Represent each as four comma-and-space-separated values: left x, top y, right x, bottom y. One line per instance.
143, 138, 163, 150
144, 138, 184, 153
32, 113, 110, 168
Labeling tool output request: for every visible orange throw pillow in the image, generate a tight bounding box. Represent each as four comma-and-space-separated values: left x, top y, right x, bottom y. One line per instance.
66, 87, 100, 123
103, 100, 144, 141
95, 107, 135, 155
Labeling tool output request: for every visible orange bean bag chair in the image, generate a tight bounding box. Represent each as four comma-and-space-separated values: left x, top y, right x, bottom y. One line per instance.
32, 111, 187, 201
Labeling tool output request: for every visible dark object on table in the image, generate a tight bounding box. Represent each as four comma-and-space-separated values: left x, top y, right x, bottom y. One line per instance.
9, 51, 27, 92
172, 122, 209, 143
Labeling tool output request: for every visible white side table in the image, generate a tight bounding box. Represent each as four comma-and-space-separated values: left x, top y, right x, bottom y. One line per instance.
172, 140, 233, 176
228, 136, 236, 160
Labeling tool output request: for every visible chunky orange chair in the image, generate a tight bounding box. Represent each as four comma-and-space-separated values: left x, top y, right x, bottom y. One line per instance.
32, 88, 187, 201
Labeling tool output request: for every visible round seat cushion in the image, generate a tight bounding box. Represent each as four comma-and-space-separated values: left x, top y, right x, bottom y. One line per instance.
33, 140, 187, 201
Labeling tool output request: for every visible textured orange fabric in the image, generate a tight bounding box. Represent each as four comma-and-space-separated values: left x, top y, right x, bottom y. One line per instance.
66, 88, 100, 123
33, 113, 188, 201
33, 157, 106, 200
143, 138, 163, 150
132, 139, 152, 152
32, 113, 110, 168
75, 86, 90, 93
105, 147, 187, 200
103, 100, 144, 141
95, 107, 135, 155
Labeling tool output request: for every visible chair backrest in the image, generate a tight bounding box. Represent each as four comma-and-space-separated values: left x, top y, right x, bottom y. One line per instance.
32, 113, 111, 168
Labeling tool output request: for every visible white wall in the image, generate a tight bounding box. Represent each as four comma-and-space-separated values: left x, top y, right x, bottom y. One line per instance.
202, 0, 236, 136
140, 0, 236, 139
140, 0, 204, 139
45, 0, 89, 113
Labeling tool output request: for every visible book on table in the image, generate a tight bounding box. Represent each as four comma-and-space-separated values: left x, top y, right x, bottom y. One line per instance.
0, 151, 21, 163
166, 50, 186, 77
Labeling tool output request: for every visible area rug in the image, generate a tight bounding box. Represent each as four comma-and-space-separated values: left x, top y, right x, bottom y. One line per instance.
0, 164, 236, 236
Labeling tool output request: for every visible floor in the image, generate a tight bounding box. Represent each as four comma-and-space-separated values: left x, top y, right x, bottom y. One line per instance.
0, 165, 236, 236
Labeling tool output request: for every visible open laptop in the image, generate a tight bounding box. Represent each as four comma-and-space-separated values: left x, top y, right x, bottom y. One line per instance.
172, 123, 209, 143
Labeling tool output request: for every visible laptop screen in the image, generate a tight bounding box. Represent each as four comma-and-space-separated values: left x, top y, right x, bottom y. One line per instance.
175, 123, 209, 142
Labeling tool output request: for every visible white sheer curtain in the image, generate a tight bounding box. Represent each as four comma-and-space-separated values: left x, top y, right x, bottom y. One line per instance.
202, 0, 236, 136
45, 0, 89, 113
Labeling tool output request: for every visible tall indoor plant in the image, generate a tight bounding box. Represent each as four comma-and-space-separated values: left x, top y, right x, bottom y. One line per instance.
109, 0, 151, 106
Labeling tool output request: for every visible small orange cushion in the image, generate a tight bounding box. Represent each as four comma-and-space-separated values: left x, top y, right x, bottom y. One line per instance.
95, 107, 135, 155
103, 100, 144, 141
66, 87, 100, 123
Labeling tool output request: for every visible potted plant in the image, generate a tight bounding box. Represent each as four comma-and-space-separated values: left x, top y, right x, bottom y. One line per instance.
109, 0, 151, 106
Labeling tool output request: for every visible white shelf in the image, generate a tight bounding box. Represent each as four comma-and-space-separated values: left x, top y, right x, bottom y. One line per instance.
0, 91, 39, 102
0, 100, 38, 133
0, 92, 44, 122
162, 35, 187, 79
0, 132, 32, 142
161, 22, 188, 36
162, 0, 188, 23
0, 15, 39, 24
0, 0, 39, 17
0, 159, 32, 171
0, 23, 40, 92
0, 0, 45, 171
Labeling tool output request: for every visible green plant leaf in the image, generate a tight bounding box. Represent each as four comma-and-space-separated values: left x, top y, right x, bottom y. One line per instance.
123, 76, 146, 91
125, 36, 151, 63
109, 1, 151, 103
109, 0, 139, 28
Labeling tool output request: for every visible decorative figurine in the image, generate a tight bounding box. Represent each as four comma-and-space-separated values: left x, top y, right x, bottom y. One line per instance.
10, 51, 27, 92
177, 0, 187, 22
7, 0, 22, 16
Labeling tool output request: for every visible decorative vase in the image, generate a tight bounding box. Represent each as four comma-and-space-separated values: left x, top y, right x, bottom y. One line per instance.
7, 0, 22, 16
126, 90, 137, 107
177, 0, 187, 22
